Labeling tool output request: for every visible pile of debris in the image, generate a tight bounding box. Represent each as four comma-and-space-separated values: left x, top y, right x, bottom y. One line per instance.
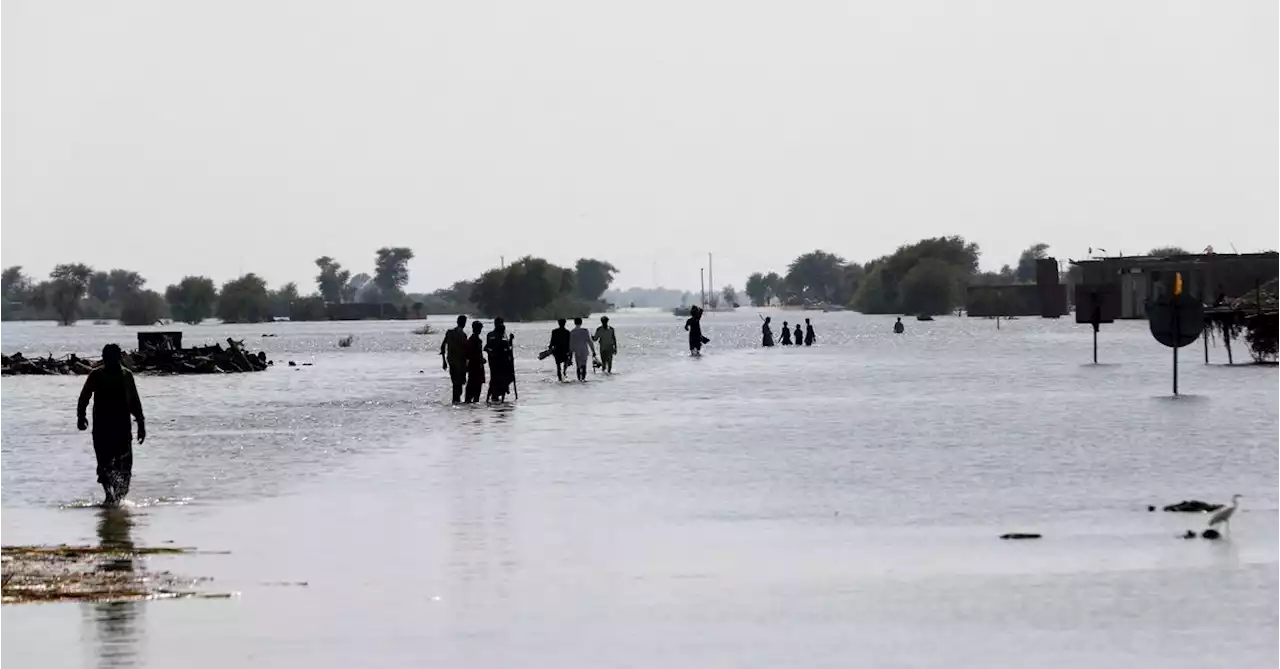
2, 543, 228, 603
3, 337, 272, 376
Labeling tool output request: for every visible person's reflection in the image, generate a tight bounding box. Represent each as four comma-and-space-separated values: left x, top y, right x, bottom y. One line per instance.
84, 507, 144, 669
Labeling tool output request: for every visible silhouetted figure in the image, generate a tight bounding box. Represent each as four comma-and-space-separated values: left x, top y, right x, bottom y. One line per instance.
593, 316, 617, 373
761, 317, 774, 347
570, 317, 596, 381
804, 319, 815, 346
685, 305, 706, 356
549, 319, 571, 382
485, 318, 515, 403
464, 321, 486, 403
780, 321, 792, 345
440, 315, 469, 403
893, 317, 905, 334
77, 344, 146, 506
794, 323, 802, 345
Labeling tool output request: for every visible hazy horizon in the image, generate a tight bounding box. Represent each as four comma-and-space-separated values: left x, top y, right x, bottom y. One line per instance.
4, 1, 1276, 294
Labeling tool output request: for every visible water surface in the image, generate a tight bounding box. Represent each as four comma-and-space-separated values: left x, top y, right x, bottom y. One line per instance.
3, 312, 1276, 668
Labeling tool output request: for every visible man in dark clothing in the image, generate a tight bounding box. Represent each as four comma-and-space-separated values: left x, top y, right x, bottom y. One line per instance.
464, 321, 486, 403
77, 344, 146, 506
685, 305, 707, 356
485, 318, 515, 402
440, 315, 469, 403
804, 319, 816, 346
549, 319, 571, 382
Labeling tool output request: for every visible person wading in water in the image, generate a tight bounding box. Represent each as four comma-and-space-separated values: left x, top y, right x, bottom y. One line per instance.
780, 320, 793, 346
592, 316, 618, 374
894, 317, 905, 334
549, 319, 572, 382
794, 323, 803, 347
569, 317, 597, 382
685, 306, 707, 356
761, 316, 775, 347
440, 315, 469, 403
77, 344, 146, 506
804, 318, 816, 346
464, 321, 486, 403
485, 318, 515, 403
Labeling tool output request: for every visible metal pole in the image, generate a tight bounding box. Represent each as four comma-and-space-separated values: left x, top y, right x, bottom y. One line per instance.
1093, 329, 1098, 364
1203, 329, 1209, 364
1173, 300, 1180, 395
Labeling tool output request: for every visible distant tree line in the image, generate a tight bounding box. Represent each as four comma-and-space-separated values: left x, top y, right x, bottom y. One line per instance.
1, 246, 418, 326
1, 249, 623, 326
743, 241, 1195, 316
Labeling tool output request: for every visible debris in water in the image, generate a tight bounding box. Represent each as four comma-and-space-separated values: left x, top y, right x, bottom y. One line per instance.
999, 533, 1042, 540
1162, 500, 1223, 513
2, 544, 229, 604
1201, 529, 1222, 540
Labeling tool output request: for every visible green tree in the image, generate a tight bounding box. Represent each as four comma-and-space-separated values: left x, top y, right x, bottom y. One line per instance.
48, 263, 94, 325
2, 266, 34, 320
721, 285, 738, 306
88, 271, 113, 303
108, 269, 146, 299
899, 259, 961, 316
164, 276, 218, 324
470, 256, 590, 321
217, 273, 271, 323
763, 272, 785, 304
853, 236, 980, 313
574, 259, 619, 301
373, 247, 415, 298
786, 250, 847, 303
315, 257, 351, 303
744, 273, 769, 306
269, 282, 300, 318
1148, 246, 1190, 257
835, 263, 865, 306
119, 290, 169, 326
1016, 243, 1050, 282
347, 272, 372, 302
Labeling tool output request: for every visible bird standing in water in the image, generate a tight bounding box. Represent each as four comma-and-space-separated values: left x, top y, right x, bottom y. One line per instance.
1207, 494, 1241, 534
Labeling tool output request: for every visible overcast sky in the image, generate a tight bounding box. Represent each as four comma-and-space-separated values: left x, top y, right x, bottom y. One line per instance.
3, 1, 1276, 293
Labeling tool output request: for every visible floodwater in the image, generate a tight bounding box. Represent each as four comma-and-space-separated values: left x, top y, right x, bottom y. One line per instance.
2, 311, 1276, 668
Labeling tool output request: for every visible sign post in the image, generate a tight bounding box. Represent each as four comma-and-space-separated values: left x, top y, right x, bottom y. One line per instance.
1147, 273, 1203, 396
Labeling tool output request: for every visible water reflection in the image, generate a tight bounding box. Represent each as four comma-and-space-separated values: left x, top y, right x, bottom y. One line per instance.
82, 507, 144, 669
447, 411, 517, 623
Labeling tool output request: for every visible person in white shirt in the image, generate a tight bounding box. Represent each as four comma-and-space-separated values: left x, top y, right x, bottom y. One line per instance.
569, 317, 596, 382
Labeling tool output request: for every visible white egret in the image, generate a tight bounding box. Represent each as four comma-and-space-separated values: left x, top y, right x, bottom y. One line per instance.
1207, 494, 1242, 534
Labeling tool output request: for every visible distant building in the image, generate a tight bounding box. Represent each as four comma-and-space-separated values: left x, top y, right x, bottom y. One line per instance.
966, 258, 1067, 318
1070, 252, 1277, 319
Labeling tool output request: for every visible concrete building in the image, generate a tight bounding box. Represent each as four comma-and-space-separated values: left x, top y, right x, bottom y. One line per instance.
1070, 252, 1277, 319
966, 258, 1068, 318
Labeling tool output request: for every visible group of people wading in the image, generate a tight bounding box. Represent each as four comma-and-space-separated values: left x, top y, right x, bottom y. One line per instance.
439, 315, 517, 404
546, 316, 618, 382
760, 317, 816, 347
440, 314, 622, 403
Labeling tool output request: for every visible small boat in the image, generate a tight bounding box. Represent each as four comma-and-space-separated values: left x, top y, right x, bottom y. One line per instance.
916, 314, 934, 321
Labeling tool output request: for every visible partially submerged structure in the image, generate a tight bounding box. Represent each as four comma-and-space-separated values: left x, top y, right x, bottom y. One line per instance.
1070, 252, 1277, 320
965, 258, 1068, 318
1069, 251, 1277, 364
